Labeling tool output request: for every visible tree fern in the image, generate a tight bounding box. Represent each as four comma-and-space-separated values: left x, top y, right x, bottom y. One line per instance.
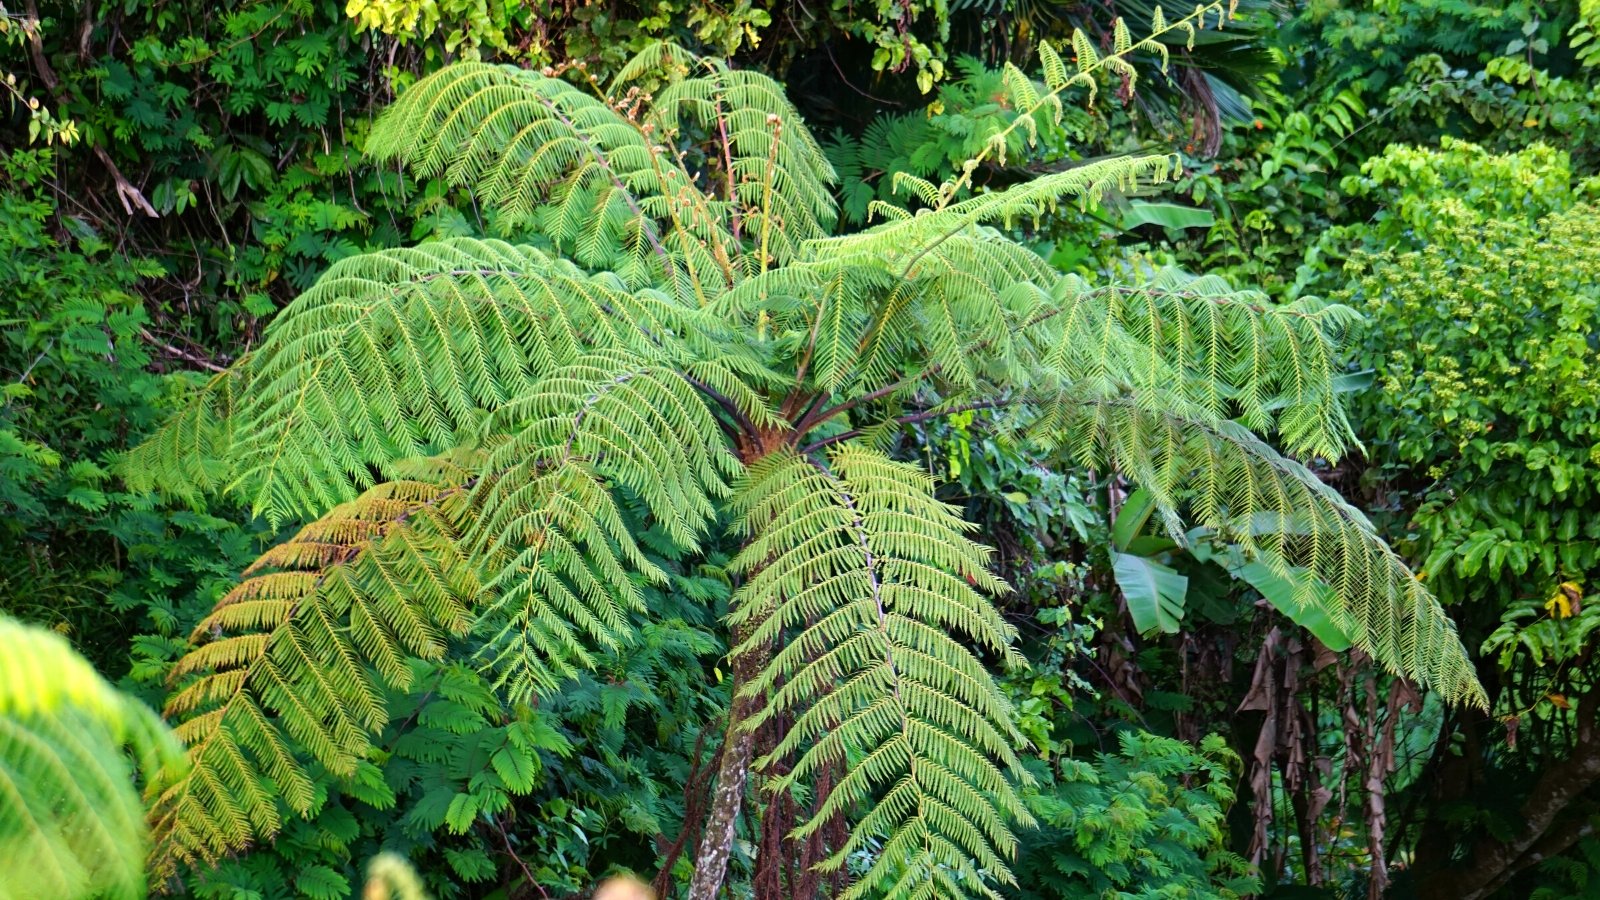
1, 616, 184, 899
130, 10, 1482, 897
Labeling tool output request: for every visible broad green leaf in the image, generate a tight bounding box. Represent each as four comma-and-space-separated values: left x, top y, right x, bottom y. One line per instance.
1111, 487, 1160, 552
1232, 560, 1353, 651
1118, 201, 1216, 231
1188, 540, 1354, 650
1114, 551, 1189, 634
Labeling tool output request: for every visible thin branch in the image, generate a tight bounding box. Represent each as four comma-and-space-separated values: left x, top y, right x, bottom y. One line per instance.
21, 0, 157, 218
139, 328, 228, 373
798, 399, 1012, 455
794, 376, 910, 436
494, 814, 551, 899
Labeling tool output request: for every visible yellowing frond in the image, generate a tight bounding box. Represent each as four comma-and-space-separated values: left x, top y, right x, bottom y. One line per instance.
147, 465, 481, 877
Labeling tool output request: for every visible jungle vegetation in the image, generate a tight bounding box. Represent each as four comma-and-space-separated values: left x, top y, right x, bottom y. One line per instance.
1, 0, 1597, 898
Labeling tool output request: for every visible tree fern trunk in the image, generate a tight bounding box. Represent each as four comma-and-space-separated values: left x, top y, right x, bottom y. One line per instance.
689, 620, 769, 900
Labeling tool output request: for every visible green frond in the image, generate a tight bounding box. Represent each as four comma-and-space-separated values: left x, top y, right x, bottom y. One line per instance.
469, 349, 740, 703
122, 239, 720, 525
1, 616, 185, 900
854, 231, 1060, 392
148, 464, 481, 877
608, 40, 703, 86
647, 59, 839, 264
118, 368, 244, 504
728, 447, 1032, 900
366, 62, 740, 293
716, 227, 1056, 398
1034, 394, 1484, 707
1036, 269, 1363, 461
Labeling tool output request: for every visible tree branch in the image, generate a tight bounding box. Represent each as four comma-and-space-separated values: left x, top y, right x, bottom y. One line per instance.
22, 0, 158, 218
1418, 687, 1600, 900
139, 328, 228, 373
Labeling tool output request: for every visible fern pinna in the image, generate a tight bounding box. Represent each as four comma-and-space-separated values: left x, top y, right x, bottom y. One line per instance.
126, 4, 1483, 897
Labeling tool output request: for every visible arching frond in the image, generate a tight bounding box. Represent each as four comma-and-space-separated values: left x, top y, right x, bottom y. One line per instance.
147, 462, 481, 876
1, 616, 184, 900
118, 367, 243, 506
150, 351, 739, 874
1035, 394, 1484, 707
470, 350, 740, 703
853, 231, 1062, 393
1035, 269, 1364, 460
729, 447, 1032, 900
123, 239, 718, 524
366, 62, 739, 293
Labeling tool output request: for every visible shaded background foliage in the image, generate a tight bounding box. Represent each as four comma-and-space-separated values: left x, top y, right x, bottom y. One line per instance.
2, 0, 1599, 896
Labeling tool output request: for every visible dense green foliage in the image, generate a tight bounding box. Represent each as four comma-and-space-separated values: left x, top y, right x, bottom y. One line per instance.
2, 0, 1598, 898
1016, 732, 1256, 899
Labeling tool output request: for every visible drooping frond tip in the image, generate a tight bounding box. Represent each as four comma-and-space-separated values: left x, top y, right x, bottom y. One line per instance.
1038, 397, 1485, 709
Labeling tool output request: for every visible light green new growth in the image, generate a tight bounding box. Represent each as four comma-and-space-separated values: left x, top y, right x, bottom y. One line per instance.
129, 5, 1482, 896
0, 616, 185, 900
364, 852, 434, 900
